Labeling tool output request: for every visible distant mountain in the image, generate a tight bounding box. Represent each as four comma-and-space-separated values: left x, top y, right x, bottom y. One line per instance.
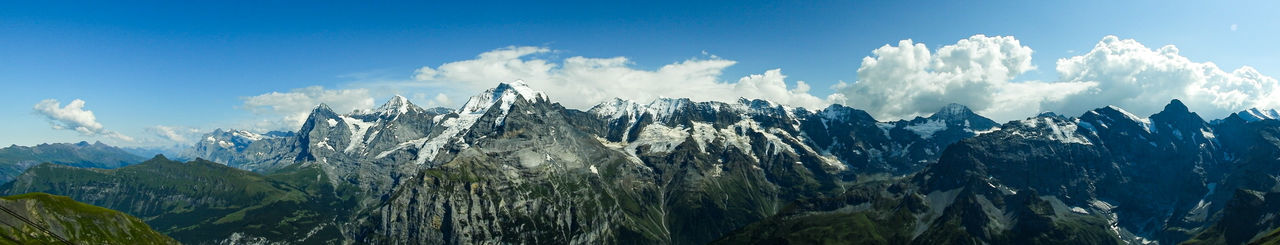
177, 129, 296, 170
0, 155, 352, 244
0, 192, 177, 244
0, 141, 147, 183
121, 144, 188, 161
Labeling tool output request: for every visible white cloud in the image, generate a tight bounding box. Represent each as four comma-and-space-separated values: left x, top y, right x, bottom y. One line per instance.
241, 86, 375, 130
837, 34, 1092, 121
32, 99, 134, 142
146, 125, 203, 143
1046, 35, 1280, 118
235, 35, 1276, 130
412, 46, 833, 110
1231, 24, 1238, 31
837, 34, 1279, 122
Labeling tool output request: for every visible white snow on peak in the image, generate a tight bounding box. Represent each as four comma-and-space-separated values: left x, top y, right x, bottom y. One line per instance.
1240, 108, 1280, 122
647, 97, 689, 119
377, 81, 548, 165
459, 80, 547, 116
229, 130, 265, 141
1104, 105, 1153, 133
587, 97, 690, 125
408, 114, 482, 165
1014, 117, 1093, 145
904, 119, 947, 140
506, 80, 547, 102
589, 98, 645, 121
932, 103, 971, 119
339, 116, 377, 153
375, 95, 413, 115
628, 123, 690, 154
457, 80, 549, 126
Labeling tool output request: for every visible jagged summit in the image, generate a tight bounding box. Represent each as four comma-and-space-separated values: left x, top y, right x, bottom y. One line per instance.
931, 103, 974, 119
588, 98, 645, 120
1082, 105, 1154, 133
459, 80, 548, 115
372, 94, 423, 117
1152, 99, 1204, 125
1238, 107, 1280, 122
820, 104, 876, 122
377, 95, 411, 113
1096, 105, 1149, 122
313, 103, 333, 112
1163, 99, 1190, 114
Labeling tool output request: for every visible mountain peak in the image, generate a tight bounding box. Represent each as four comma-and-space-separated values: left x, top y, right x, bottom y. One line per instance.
374, 95, 418, 116
589, 98, 644, 120
1162, 99, 1190, 114
496, 80, 547, 102
459, 80, 548, 115
931, 103, 972, 118
927, 103, 979, 122
1086, 105, 1154, 133
313, 103, 333, 112
1237, 108, 1280, 122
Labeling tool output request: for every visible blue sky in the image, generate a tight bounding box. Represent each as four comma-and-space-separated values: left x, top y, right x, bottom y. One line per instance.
3, 1, 1279, 147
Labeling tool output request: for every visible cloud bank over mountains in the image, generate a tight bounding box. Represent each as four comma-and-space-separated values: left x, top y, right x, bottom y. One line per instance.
238, 35, 1280, 131
411, 46, 835, 111
838, 34, 1280, 121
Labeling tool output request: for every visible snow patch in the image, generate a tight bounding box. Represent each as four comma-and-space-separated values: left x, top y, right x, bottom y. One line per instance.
628, 124, 690, 154
1070, 207, 1089, 214
1107, 105, 1153, 133
412, 114, 481, 165
904, 119, 947, 140
340, 116, 377, 153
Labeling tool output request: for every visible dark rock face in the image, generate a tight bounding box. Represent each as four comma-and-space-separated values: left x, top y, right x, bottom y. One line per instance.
122, 81, 1006, 244
722, 99, 1280, 244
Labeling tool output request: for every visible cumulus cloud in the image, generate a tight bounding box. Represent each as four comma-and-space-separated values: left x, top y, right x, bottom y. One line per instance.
412, 46, 833, 110
32, 99, 134, 142
1046, 35, 1280, 118
837, 34, 1279, 122
241, 86, 375, 130
837, 35, 1093, 121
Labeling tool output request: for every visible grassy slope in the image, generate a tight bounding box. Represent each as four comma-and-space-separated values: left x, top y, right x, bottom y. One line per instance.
0, 192, 178, 244
0, 156, 353, 243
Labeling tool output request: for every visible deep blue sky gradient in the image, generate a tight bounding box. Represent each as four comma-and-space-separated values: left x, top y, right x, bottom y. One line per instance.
2, 0, 1277, 146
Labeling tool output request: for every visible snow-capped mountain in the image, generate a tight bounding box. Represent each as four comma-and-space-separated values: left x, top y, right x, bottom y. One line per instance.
177, 129, 293, 169
1237, 108, 1280, 122
34, 81, 1280, 244
166, 81, 1004, 244
723, 99, 1280, 244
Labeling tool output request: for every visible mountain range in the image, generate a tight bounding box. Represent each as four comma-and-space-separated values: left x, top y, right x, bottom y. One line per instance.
0, 141, 147, 183
5, 81, 1280, 244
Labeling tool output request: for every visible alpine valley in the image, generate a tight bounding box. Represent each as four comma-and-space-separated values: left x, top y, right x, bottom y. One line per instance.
7, 81, 1280, 244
